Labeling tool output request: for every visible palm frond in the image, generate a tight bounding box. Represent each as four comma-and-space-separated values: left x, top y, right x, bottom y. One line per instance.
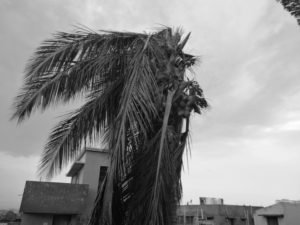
38, 78, 122, 178
11, 30, 147, 122
12, 26, 208, 225
277, 0, 300, 25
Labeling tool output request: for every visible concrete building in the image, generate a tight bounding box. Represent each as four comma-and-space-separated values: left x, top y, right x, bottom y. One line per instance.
199, 197, 224, 206
177, 199, 261, 225
254, 201, 300, 225
20, 148, 276, 225
19, 148, 109, 225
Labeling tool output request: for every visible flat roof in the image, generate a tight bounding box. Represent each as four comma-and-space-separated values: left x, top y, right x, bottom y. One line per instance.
66, 147, 109, 177
85, 147, 108, 153
75, 147, 108, 162
20, 181, 89, 214
257, 214, 284, 217
177, 205, 262, 217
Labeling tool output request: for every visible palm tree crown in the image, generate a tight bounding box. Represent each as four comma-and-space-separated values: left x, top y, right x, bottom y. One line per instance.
12, 27, 208, 225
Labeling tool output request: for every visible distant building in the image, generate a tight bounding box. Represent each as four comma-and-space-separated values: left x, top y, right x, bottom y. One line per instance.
19, 147, 109, 225
177, 200, 261, 225
19, 148, 273, 225
254, 200, 300, 225
0, 210, 21, 225
199, 197, 224, 205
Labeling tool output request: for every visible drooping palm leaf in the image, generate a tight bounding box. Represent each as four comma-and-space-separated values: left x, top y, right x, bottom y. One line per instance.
12, 27, 208, 225
38, 78, 123, 178
12, 30, 145, 122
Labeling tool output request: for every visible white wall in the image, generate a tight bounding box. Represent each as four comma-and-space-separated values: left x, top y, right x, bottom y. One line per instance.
80, 150, 110, 216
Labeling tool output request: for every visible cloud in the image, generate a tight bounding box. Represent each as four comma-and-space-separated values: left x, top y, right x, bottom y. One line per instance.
0, 152, 38, 209
182, 132, 300, 206
0, 152, 70, 209
1, 0, 300, 208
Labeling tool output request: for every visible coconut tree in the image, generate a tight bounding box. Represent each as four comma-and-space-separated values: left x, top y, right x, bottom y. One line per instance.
12, 27, 208, 225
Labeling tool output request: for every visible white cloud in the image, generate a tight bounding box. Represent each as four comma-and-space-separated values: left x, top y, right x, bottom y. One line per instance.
0, 152, 38, 209
182, 135, 300, 206
0, 152, 70, 209
1, 0, 300, 209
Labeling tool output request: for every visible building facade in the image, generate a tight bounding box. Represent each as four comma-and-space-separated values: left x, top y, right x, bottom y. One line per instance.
254, 201, 300, 225
20, 148, 274, 225
177, 204, 261, 225
19, 148, 109, 225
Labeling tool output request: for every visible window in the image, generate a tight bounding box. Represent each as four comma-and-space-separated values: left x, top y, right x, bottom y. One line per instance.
266, 217, 279, 225
240, 218, 247, 225
226, 218, 235, 225
98, 166, 108, 187
177, 216, 184, 224
186, 216, 194, 224
53, 215, 71, 225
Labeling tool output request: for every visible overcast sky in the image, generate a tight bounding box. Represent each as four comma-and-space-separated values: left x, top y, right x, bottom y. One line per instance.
1, 0, 300, 210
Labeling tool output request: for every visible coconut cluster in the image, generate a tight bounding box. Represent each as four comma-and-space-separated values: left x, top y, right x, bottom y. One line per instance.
172, 81, 207, 118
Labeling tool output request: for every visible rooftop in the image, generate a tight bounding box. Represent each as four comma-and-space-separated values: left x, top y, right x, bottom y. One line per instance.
66, 147, 109, 177
177, 204, 262, 218
20, 181, 89, 214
